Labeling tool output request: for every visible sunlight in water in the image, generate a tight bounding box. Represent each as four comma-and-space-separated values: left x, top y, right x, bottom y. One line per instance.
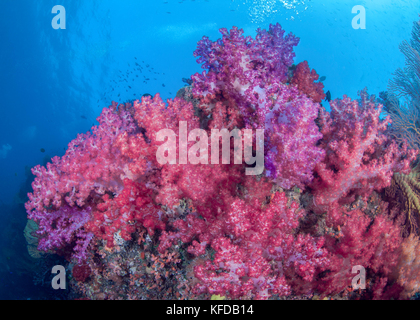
243, 0, 309, 23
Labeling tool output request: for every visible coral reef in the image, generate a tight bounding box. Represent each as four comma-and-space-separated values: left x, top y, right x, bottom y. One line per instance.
25, 23, 420, 300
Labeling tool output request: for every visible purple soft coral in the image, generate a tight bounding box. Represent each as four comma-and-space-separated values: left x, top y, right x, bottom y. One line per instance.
29, 206, 93, 263
192, 23, 323, 189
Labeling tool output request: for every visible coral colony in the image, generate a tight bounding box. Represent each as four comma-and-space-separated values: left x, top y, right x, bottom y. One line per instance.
25, 23, 420, 300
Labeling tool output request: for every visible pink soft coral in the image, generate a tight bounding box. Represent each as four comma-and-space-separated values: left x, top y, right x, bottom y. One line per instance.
311, 89, 417, 215
192, 192, 329, 299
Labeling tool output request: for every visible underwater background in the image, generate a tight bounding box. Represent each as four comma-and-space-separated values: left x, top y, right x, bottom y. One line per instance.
0, 0, 419, 300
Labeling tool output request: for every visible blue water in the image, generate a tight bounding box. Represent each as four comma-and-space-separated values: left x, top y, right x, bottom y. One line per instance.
0, 0, 418, 299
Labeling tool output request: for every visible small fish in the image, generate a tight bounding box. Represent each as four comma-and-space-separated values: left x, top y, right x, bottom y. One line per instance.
81, 115, 87, 119
40, 148, 45, 153
182, 78, 193, 85
162, 84, 166, 87
128, 86, 132, 89
319, 76, 326, 82
324, 90, 331, 102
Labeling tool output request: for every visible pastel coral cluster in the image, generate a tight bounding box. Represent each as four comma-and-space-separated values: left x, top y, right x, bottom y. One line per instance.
25, 23, 419, 300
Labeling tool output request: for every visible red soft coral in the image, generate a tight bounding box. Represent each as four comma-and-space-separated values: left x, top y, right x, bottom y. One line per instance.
290, 60, 325, 103
317, 207, 402, 299
86, 179, 165, 247
311, 89, 417, 215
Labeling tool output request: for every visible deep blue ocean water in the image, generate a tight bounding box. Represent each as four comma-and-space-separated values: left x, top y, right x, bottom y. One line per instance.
0, 0, 419, 299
